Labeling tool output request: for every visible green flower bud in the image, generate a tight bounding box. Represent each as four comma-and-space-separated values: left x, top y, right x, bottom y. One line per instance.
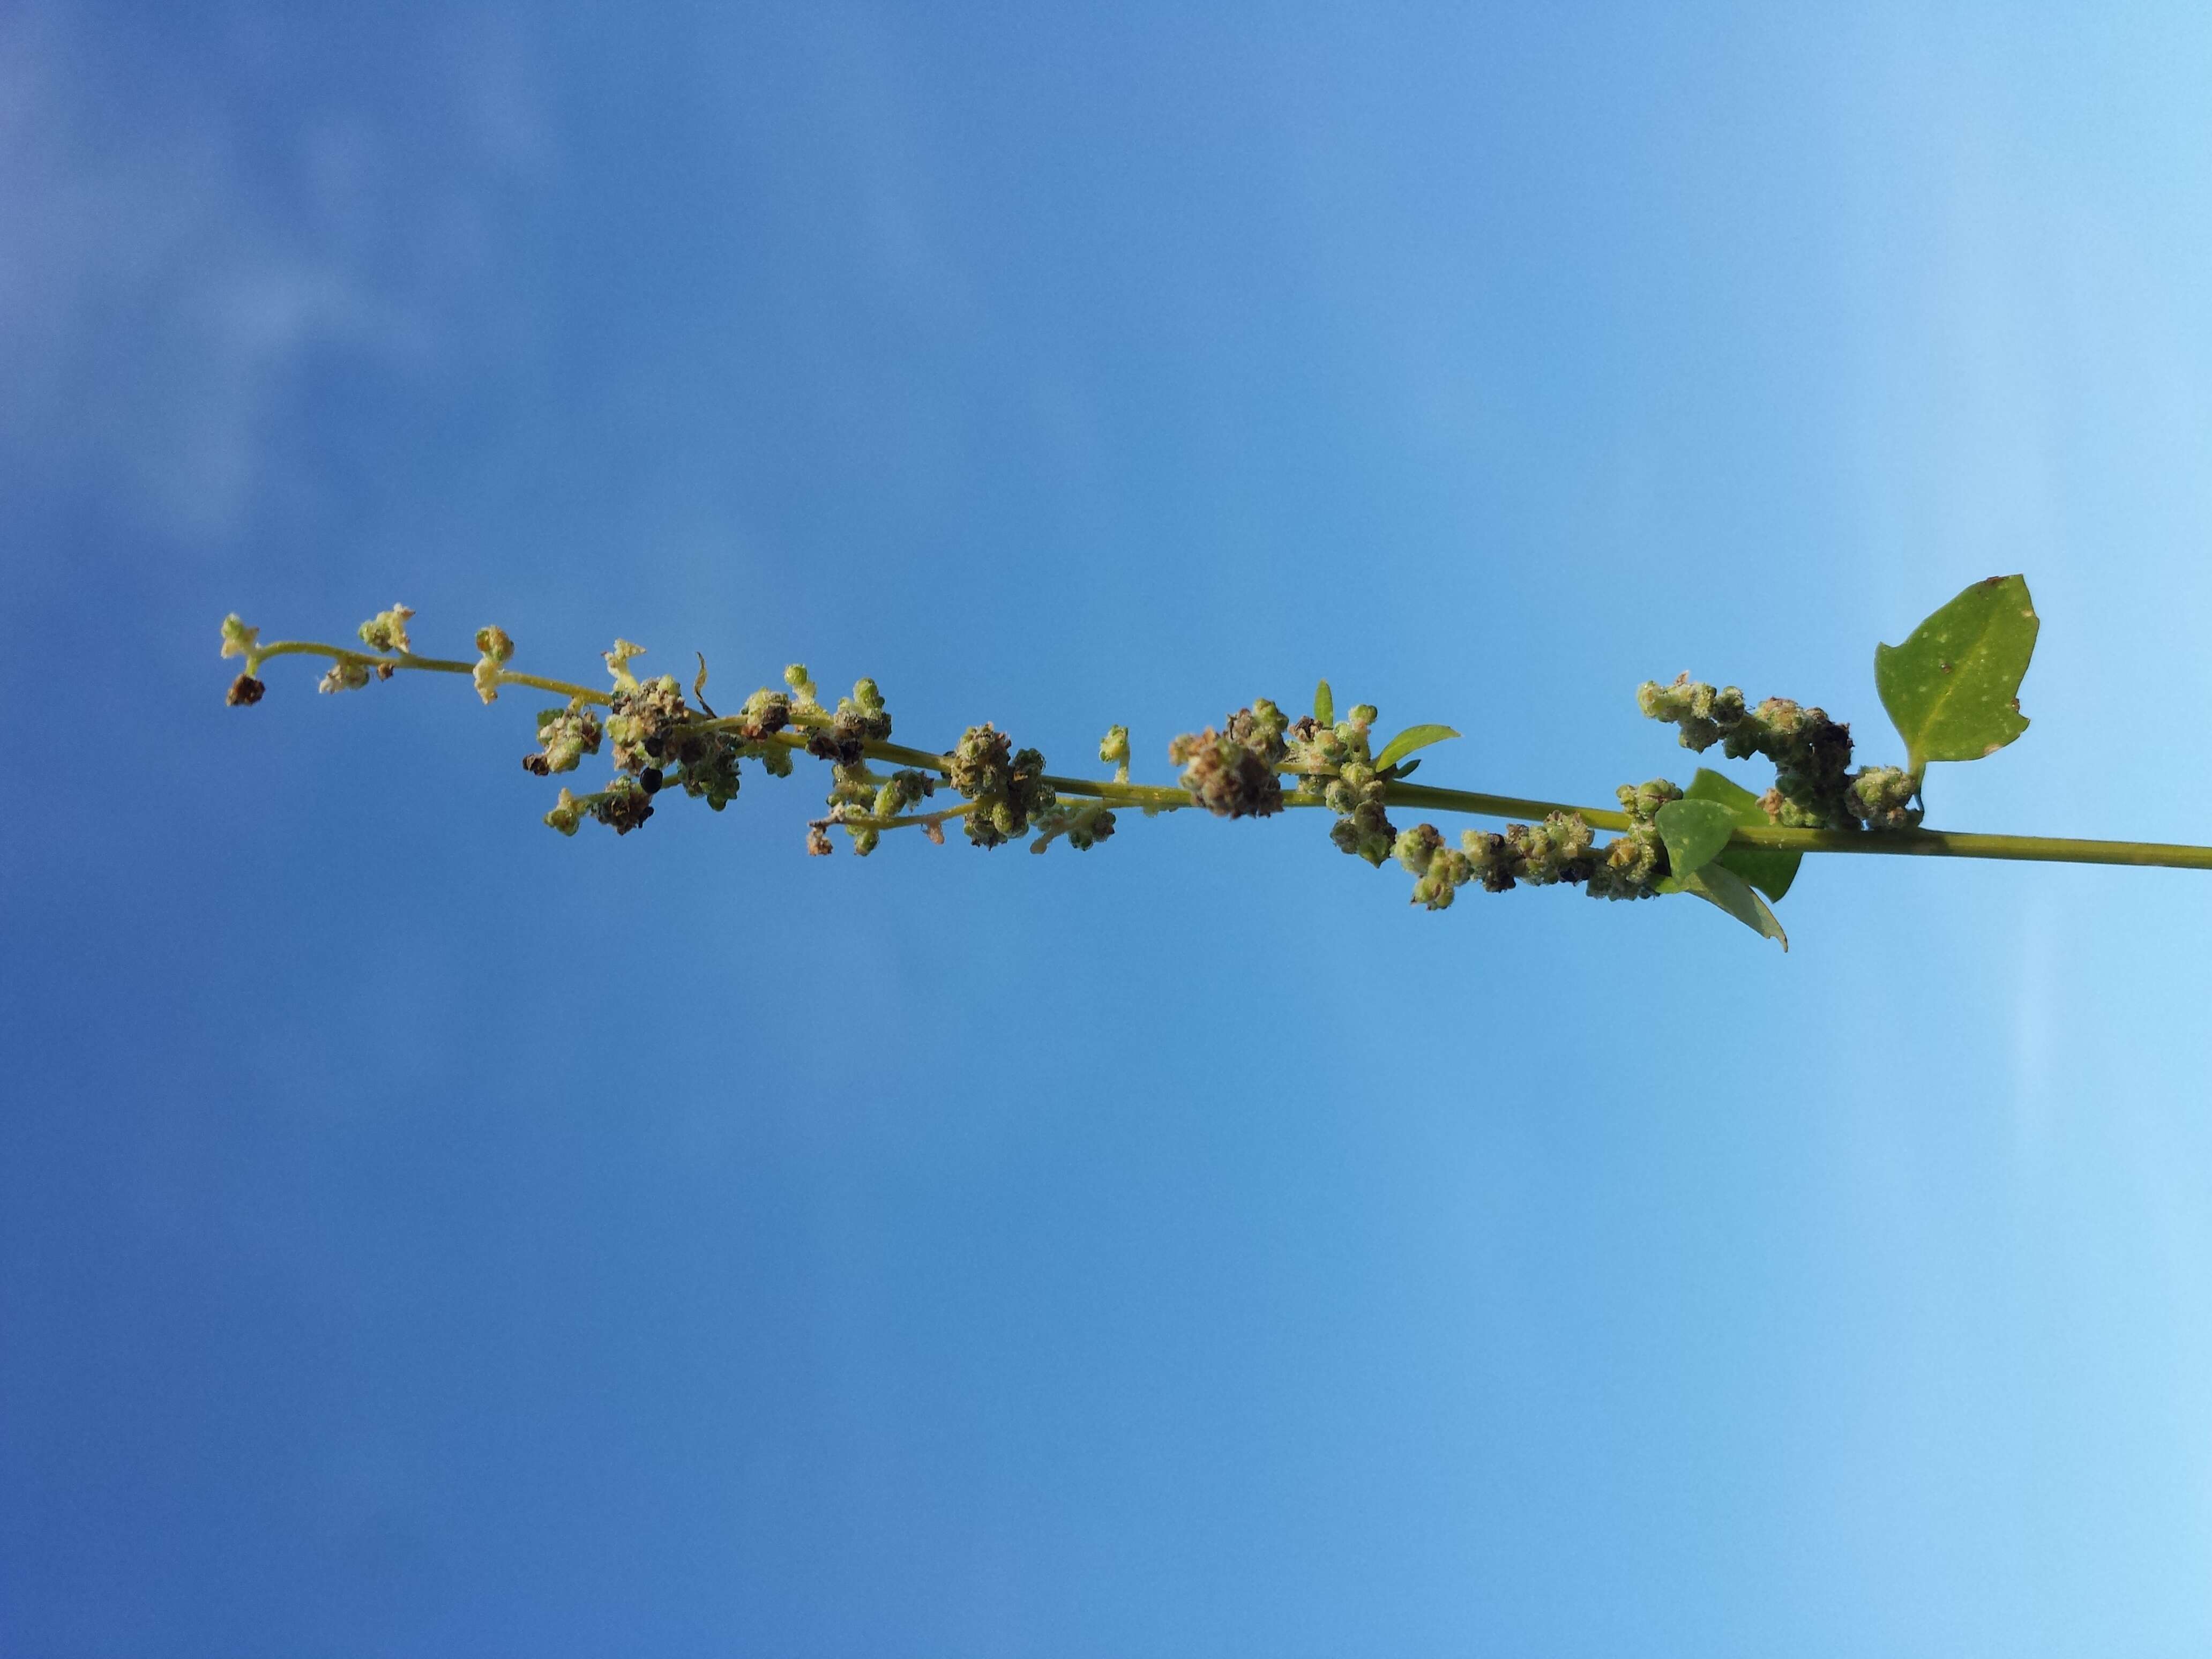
526, 703, 603, 775
472, 625, 515, 704
870, 769, 934, 819
1616, 778, 1684, 821
220, 614, 259, 661
946, 724, 1054, 847
605, 675, 689, 773
1066, 808, 1115, 850
1638, 674, 1746, 752
604, 639, 646, 691
834, 678, 893, 741
735, 688, 793, 742
544, 788, 585, 836
356, 604, 414, 654
1395, 823, 1444, 875
318, 660, 372, 694
1845, 765, 1922, 830
675, 730, 742, 810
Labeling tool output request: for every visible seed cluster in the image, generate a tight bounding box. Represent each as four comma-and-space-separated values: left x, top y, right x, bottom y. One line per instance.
1392, 808, 1670, 911
524, 704, 603, 774
948, 723, 1056, 849
1170, 701, 1289, 820
1297, 704, 1399, 866
216, 601, 1946, 943
1639, 674, 1923, 830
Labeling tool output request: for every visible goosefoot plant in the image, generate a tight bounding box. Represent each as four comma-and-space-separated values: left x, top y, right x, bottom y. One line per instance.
218, 576, 2211, 950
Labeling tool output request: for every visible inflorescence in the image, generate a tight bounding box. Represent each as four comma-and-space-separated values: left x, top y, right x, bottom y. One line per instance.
221, 576, 2096, 948
1636, 675, 1922, 831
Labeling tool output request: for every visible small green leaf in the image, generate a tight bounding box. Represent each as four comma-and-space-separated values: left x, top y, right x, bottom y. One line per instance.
1875, 574, 2038, 769
1654, 798, 1736, 883
1684, 767, 1799, 902
1387, 757, 1421, 780
694, 652, 711, 705
1372, 723, 1460, 774
1313, 679, 1334, 727
1681, 862, 1789, 951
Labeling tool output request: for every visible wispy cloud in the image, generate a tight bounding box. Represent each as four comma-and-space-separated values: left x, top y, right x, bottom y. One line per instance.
0, 5, 543, 541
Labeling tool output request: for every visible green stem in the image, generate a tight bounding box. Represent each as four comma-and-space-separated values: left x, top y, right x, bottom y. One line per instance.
1384, 781, 1632, 832
1722, 825, 2212, 871
1036, 773, 1191, 810
249, 641, 608, 705
1380, 780, 2212, 873
245, 639, 2212, 872
824, 802, 979, 833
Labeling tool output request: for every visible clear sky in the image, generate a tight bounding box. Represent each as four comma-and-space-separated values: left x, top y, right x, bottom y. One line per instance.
6, 3, 2212, 1654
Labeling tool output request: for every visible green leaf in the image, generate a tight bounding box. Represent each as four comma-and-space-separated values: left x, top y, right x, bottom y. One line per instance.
1313, 679, 1334, 727
1388, 758, 1421, 780
1372, 723, 1460, 774
1680, 862, 1789, 951
1654, 798, 1736, 883
1684, 767, 1799, 902
1874, 574, 2038, 769
694, 651, 711, 705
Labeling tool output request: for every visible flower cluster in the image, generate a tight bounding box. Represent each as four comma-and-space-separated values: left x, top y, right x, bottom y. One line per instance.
1638, 674, 1920, 829
731, 689, 796, 776
947, 723, 1056, 849
1580, 778, 1678, 900
1028, 800, 1117, 853
1394, 812, 1608, 909
524, 703, 603, 775
217, 571, 2141, 952
1289, 702, 1399, 865
220, 615, 265, 705
356, 604, 414, 655
1844, 765, 1920, 830
473, 627, 514, 703
542, 780, 655, 837
1170, 700, 1289, 820
804, 677, 893, 768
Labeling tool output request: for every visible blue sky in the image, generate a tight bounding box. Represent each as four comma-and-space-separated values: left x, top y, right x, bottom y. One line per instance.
6, 3, 2212, 1654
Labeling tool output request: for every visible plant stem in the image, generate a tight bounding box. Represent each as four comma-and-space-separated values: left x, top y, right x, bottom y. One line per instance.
1382, 781, 1632, 831
249, 641, 608, 705
1722, 825, 2212, 871
1380, 780, 2212, 872
245, 639, 2212, 872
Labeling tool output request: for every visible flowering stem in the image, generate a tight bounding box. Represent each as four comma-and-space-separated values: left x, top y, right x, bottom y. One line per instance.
248, 641, 609, 705
1382, 779, 2212, 871
236, 637, 2212, 873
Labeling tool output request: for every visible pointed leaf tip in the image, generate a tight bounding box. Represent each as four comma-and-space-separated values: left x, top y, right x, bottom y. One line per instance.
1373, 723, 1460, 774
1682, 861, 1789, 951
